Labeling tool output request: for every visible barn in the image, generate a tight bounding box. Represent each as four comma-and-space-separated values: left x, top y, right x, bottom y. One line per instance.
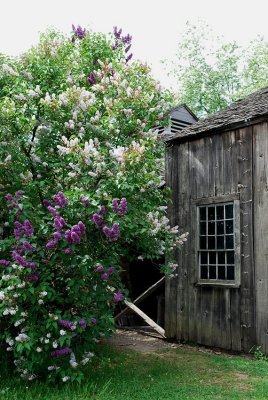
164, 86, 268, 353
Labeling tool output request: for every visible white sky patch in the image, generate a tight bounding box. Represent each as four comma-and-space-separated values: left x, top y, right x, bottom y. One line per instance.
1, 0, 268, 88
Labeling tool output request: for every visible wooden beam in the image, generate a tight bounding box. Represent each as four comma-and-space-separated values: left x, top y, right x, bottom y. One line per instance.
115, 276, 165, 321
124, 300, 166, 338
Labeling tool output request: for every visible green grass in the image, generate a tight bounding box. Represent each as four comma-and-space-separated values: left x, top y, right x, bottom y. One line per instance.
1, 343, 268, 400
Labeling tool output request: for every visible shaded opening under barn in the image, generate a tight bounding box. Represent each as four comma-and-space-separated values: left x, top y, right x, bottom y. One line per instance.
116, 259, 165, 330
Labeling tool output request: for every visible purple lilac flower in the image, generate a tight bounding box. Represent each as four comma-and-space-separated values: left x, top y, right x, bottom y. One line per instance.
92, 213, 105, 228
0, 260, 10, 266
95, 265, 104, 272
122, 34, 132, 45
71, 231, 80, 244
99, 205, 106, 215
80, 195, 89, 207
91, 318, 97, 325
52, 192, 68, 208
51, 347, 72, 357
125, 44, 132, 53
113, 26, 122, 39
6, 194, 14, 202
12, 251, 27, 266
14, 220, 34, 239
15, 190, 24, 197
101, 272, 109, 281
27, 273, 40, 282
72, 24, 86, 39
120, 198, 127, 214
107, 266, 114, 274
58, 320, 76, 330
112, 199, 120, 213
64, 247, 72, 255
43, 199, 52, 208
79, 319, 87, 329
22, 241, 34, 252
47, 206, 60, 218
126, 53, 133, 63
46, 239, 58, 249
113, 292, 124, 303
102, 223, 120, 241
53, 218, 64, 230
87, 72, 96, 85
53, 231, 62, 240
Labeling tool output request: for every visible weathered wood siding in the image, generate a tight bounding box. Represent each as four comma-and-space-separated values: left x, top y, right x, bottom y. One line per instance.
166, 127, 255, 351
253, 122, 268, 353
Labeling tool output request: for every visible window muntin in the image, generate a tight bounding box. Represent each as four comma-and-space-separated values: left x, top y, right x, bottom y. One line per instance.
198, 202, 237, 283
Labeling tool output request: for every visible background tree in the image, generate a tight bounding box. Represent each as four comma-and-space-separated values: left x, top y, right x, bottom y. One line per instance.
167, 22, 268, 117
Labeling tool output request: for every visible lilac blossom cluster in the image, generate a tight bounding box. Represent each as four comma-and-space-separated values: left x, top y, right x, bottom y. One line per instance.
87, 72, 96, 85
112, 26, 133, 63
112, 291, 124, 303
0, 259, 10, 266
14, 220, 34, 239
111, 198, 127, 215
5, 191, 24, 212
95, 265, 114, 281
12, 250, 39, 281
65, 221, 86, 244
51, 347, 72, 357
72, 24, 86, 39
80, 195, 89, 207
102, 223, 120, 242
52, 192, 68, 208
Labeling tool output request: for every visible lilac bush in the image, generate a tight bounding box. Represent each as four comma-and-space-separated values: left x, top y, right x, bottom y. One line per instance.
0, 26, 187, 382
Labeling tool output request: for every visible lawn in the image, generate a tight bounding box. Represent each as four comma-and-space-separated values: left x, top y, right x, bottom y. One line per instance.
1, 339, 268, 400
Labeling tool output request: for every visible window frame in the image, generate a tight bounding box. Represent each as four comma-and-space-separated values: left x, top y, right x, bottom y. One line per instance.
194, 195, 241, 288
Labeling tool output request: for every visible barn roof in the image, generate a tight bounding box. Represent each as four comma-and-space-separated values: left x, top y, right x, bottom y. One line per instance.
165, 86, 268, 142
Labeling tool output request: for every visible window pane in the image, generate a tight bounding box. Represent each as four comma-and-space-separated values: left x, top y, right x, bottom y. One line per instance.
217, 236, 224, 249
218, 251, 225, 264
200, 207, 206, 221
225, 220, 233, 234
227, 251, 234, 264
200, 222, 206, 235
200, 265, 208, 279
226, 235, 234, 249
225, 204, 233, 219
209, 265, 216, 279
209, 252, 216, 264
216, 205, 224, 220
200, 236, 207, 249
200, 252, 208, 264
208, 207, 215, 220
227, 265, 235, 280
208, 236, 215, 249
208, 221, 215, 235
217, 221, 224, 235
218, 265, 226, 280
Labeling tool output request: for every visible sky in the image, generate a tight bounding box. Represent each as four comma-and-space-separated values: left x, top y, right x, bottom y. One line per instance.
1, 0, 268, 88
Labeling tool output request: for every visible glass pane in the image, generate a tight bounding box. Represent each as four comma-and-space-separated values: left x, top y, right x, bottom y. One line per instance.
200, 265, 208, 279
208, 207, 215, 220
208, 236, 215, 249
227, 251, 235, 264
227, 265, 235, 280
216, 205, 224, 220
225, 204, 233, 219
209, 265, 216, 279
217, 221, 224, 235
209, 252, 216, 264
200, 236, 207, 249
200, 207, 206, 221
225, 220, 234, 234
218, 251, 225, 264
217, 236, 224, 249
218, 265, 226, 280
200, 252, 208, 264
208, 221, 215, 235
200, 222, 206, 235
226, 235, 234, 249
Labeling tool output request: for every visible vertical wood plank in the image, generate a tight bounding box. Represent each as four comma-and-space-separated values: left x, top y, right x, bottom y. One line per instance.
253, 122, 268, 353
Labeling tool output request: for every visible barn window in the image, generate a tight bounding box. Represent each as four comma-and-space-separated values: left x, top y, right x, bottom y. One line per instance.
197, 200, 240, 286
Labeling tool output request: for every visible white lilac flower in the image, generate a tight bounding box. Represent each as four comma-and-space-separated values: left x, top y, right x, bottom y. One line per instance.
36, 347, 42, 352
52, 341, 58, 348
59, 330, 66, 336
38, 299, 44, 305
15, 333, 29, 342
62, 376, 70, 382
39, 291, 47, 298
46, 333, 51, 338
0, 291, 5, 300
